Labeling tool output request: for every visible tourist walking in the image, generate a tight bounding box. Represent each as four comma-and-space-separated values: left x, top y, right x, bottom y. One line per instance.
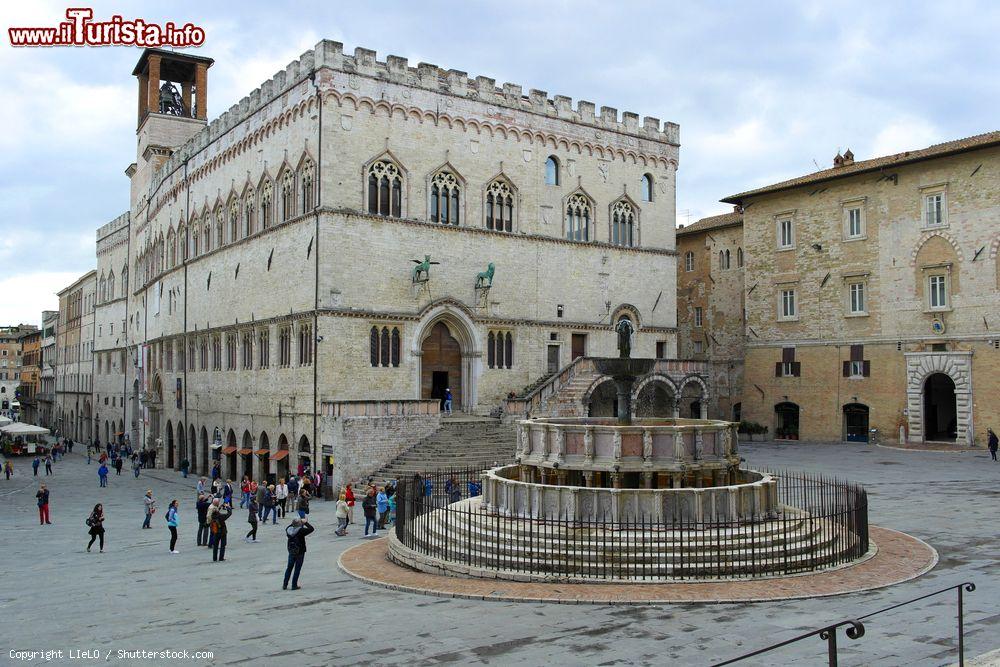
32, 456, 40, 476
180, 458, 190, 478
362, 487, 378, 536
86, 503, 105, 552
445, 476, 461, 504
282, 518, 314, 590
443, 387, 453, 415
255, 481, 267, 519
245, 498, 259, 543
223, 479, 234, 506
166, 500, 180, 553
36, 483, 51, 525
296, 489, 310, 520
4, 460, 12, 480
133, 457, 142, 478
195, 494, 211, 546
98, 462, 109, 487
197, 477, 207, 496
376, 486, 390, 529
989, 428, 999, 462
287, 475, 299, 512
240, 476, 251, 508
345, 483, 356, 524
335, 492, 349, 536
275, 478, 288, 518
211, 502, 232, 561
114, 457, 123, 475
142, 490, 156, 529
262, 485, 277, 524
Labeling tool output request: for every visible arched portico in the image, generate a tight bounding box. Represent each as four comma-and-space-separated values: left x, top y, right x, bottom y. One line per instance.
411, 302, 482, 413
678, 374, 710, 419
632, 374, 678, 418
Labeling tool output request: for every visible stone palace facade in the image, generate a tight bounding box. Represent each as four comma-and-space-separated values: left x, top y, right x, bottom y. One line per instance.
87, 44, 682, 481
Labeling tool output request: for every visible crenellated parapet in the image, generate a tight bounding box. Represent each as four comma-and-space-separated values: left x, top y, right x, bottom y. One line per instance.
148, 40, 679, 197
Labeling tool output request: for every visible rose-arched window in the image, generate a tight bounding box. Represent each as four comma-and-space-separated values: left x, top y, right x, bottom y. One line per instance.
485, 178, 514, 232
430, 170, 460, 225
611, 199, 636, 247
367, 160, 402, 218
565, 193, 591, 241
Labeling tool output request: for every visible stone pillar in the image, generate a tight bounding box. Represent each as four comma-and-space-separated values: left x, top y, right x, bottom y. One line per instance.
611, 472, 622, 489
643, 471, 653, 489
146, 55, 161, 114
671, 473, 683, 489
181, 82, 193, 117
614, 376, 632, 425
137, 73, 149, 120
583, 471, 593, 487
671, 399, 680, 419
194, 63, 208, 120
700, 401, 708, 419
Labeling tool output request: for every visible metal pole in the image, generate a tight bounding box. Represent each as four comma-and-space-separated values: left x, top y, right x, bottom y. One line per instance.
824, 628, 838, 667
958, 584, 964, 667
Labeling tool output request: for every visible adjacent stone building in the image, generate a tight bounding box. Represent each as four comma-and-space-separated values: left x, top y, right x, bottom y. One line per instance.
675, 209, 745, 421
94, 212, 131, 446
37, 311, 57, 429
18, 330, 42, 424
55, 271, 96, 441
724, 132, 1000, 445
114, 44, 684, 482
0, 325, 36, 413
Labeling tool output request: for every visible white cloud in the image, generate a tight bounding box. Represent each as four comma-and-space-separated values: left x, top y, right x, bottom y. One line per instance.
0, 271, 81, 326
870, 117, 941, 156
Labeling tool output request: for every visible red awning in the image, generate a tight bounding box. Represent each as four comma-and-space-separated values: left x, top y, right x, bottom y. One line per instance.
254, 449, 269, 456
238, 448, 253, 455
221, 446, 237, 455
270, 450, 289, 461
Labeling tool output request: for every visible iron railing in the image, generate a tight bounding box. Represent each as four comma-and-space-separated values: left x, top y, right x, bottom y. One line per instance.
715, 582, 977, 666
394, 467, 869, 581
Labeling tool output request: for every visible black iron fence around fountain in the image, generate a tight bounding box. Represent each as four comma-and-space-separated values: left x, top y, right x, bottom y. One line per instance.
393, 467, 869, 581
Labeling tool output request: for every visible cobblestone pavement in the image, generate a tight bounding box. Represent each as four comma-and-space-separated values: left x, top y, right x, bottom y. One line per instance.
1, 441, 998, 666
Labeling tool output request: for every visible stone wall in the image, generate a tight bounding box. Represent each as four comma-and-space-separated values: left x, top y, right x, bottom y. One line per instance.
320, 399, 441, 492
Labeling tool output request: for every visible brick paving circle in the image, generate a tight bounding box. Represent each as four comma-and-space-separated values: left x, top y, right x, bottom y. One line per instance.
338, 526, 936, 604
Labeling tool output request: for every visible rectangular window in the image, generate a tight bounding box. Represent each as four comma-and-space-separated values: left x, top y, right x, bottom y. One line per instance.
298, 323, 313, 366
777, 217, 794, 249
843, 344, 871, 378
656, 341, 667, 359
279, 326, 292, 367
694, 307, 703, 328
226, 333, 237, 370
780, 288, 797, 319
929, 275, 948, 309
258, 329, 270, 369
849, 282, 866, 315
775, 347, 801, 377
242, 332, 253, 369
846, 207, 863, 239
924, 192, 945, 227
693, 340, 704, 354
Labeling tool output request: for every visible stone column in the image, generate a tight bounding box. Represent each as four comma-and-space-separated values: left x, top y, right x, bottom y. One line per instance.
146, 55, 161, 114
611, 472, 622, 489
137, 73, 149, 120
583, 471, 593, 487
643, 471, 653, 489
181, 82, 193, 117
194, 63, 208, 120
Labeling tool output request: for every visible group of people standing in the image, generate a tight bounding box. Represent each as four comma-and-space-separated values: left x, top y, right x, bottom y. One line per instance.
333, 480, 396, 538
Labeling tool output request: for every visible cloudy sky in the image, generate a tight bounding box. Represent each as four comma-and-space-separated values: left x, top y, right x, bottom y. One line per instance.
1, 1, 997, 325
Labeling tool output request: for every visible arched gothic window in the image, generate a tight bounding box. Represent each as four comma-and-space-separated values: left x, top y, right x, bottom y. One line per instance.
641, 174, 654, 202
611, 199, 636, 247
244, 193, 254, 238
565, 193, 591, 241
229, 199, 239, 243
167, 230, 176, 267
485, 178, 514, 232
259, 181, 272, 230
98, 274, 106, 303
121, 266, 128, 294
107, 271, 114, 300
190, 225, 199, 257
281, 170, 295, 222
719, 249, 731, 270
300, 160, 315, 214
202, 216, 211, 253
430, 171, 460, 225
725, 249, 731, 269
488, 331, 514, 369
369, 325, 401, 367
215, 207, 224, 247
545, 156, 560, 186
367, 160, 402, 218
737, 247, 744, 268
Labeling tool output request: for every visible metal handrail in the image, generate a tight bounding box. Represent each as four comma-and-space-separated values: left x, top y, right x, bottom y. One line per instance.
714, 582, 975, 666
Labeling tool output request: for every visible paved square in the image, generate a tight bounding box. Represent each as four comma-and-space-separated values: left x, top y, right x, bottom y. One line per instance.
1, 441, 996, 666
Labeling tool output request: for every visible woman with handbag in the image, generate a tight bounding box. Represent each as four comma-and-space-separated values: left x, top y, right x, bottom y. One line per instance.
86, 503, 105, 552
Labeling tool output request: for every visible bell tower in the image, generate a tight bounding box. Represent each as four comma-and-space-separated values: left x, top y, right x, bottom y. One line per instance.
129, 49, 214, 204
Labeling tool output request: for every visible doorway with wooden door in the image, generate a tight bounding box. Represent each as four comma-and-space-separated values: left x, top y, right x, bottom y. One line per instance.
571, 333, 586, 360
547, 345, 560, 374
421, 322, 462, 411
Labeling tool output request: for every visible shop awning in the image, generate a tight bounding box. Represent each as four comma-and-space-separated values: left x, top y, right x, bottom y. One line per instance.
0, 423, 50, 436
221, 446, 237, 455
270, 450, 289, 461
238, 448, 253, 455
254, 448, 269, 456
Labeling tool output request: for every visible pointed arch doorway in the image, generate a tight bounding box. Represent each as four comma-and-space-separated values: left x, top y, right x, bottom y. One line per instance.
413, 304, 481, 413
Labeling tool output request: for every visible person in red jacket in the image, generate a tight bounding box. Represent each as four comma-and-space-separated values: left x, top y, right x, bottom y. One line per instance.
344, 483, 356, 524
